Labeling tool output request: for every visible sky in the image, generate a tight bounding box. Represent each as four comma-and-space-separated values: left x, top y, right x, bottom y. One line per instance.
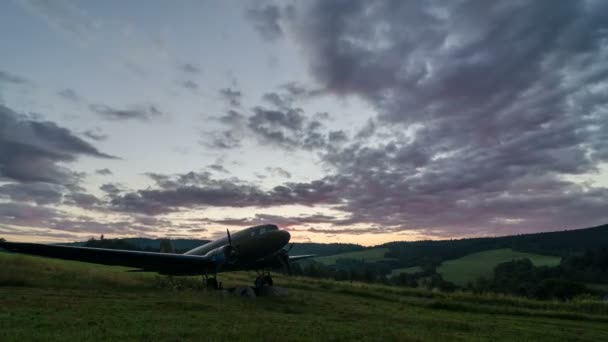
1, 0, 607, 246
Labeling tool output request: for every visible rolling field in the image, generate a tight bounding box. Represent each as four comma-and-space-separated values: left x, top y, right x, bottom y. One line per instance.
389, 266, 423, 277
313, 247, 393, 265
1, 252, 608, 341
437, 249, 561, 285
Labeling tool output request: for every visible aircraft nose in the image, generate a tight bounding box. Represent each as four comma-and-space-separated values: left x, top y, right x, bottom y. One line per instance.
276, 230, 290, 247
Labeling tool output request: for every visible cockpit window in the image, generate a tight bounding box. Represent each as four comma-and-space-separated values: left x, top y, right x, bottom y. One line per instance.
259, 227, 267, 235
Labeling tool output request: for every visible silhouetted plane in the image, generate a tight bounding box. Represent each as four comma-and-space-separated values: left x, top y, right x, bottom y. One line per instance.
0, 224, 314, 289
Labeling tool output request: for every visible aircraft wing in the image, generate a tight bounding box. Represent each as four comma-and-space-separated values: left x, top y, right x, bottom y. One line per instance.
0, 241, 217, 276
289, 254, 316, 262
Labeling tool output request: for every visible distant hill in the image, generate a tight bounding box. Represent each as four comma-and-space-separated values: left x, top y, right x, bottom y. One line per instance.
56, 223, 607, 262
436, 248, 561, 285
313, 248, 394, 265
289, 242, 364, 257
381, 223, 608, 268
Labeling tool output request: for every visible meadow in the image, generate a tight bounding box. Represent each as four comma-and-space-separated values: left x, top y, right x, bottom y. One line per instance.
1, 252, 608, 341
313, 247, 393, 265
436, 249, 561, 285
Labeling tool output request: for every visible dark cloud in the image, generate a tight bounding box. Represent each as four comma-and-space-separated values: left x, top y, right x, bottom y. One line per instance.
182, 80, 199, 90
246, 106, 348, 150
83, 129, 108, 141
89, 104, 164, 121
57, 88, 82, 102
262, 82, 320, 110
209, 213, 344, 229
219, 88, 242, 107
355, 119, 376, 140
206, 131, 242, 149
245, 4, 290, 41
109, 171, 340, 215
0, 105, 116, 185
207, 164, 229, 173
0, 182, 64, 205
100, 183, 122, 195
216, 110, 245, 125
180, 63, 201, 74
63, 192, 102, 209
0, 202, 61, 228
95, 168, 112, 176
257, 0, 608, 235
0, 70, 29, 85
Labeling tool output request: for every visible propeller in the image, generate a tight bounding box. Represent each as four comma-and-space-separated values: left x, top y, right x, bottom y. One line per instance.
225, 229, 238, 260
279, 243, 295, 275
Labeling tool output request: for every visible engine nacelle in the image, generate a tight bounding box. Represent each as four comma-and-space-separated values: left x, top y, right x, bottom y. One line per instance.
202, 245, 236, 263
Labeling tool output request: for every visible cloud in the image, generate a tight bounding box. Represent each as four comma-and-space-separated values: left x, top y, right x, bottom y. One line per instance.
0, 70, 29, 85
246, 106, 344, 150
89, 104, 164, 121
0, 202, 62, 228
182, 80, 199, 90
245, 0, 608, 235
57, 88, 82, 102
18, 0, 99, 45
206, 131, 242, 149
180, 63, 201, 74
83, 129, 108, 141
212, 213, 341, 228
262, 82, 320, 110
207, 164, 230, 173
0, 104, 116, 185
109, 171, 340, 215
0, 182, 64, 205
63, 192, 102, 209
219, 87, 243, 107
245, 3, 291, 41
265, 167, 291, 179
100, 183, 122, 195
95, 168, 112, 176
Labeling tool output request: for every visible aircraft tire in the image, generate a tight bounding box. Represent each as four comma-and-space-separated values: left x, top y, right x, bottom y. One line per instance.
264, 275, 273, 287
206, 278, 218, 289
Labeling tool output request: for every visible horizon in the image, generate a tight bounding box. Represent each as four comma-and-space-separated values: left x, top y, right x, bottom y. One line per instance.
1, 1, 608, 246
5, 222, 605, 248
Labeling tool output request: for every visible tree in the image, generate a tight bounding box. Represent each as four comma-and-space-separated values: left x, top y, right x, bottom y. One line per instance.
0, 237, 5, 242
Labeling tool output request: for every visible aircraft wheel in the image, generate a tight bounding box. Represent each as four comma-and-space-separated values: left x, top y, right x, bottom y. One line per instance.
264, 275, 273, 287
206, 277, 218, 290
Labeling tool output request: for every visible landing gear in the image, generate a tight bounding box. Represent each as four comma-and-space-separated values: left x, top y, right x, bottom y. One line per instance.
254, 272, 273, 288
206, 277, 218, 290
203, 275, 221, 290
264, 274, 273, 287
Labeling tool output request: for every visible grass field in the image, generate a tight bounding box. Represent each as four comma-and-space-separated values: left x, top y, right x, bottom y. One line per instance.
313, 247, 394, 265
437, 248, 561, 285
1, 252, 608, 341
389, 266, 423, 277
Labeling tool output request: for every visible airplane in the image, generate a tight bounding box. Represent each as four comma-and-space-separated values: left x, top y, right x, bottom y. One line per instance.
0, 224, 315, 289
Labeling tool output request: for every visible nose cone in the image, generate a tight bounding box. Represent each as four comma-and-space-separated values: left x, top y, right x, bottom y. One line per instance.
276, 229, 291, 247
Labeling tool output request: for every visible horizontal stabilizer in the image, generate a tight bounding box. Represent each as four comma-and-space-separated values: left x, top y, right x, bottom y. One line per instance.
289, 254, 316, 262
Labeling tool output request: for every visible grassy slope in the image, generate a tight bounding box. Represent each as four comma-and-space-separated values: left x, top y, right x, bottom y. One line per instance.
437, 248, 561, 285
1, 253, 608, 341
389, 266, 423, 277
313, 248, 393, 265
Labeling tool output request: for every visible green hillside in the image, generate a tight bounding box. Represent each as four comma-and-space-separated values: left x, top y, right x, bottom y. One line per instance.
389, 266, 423, 277
313, 247, 393, 265
1, 252, 608, 341
437, 249, 561, 285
